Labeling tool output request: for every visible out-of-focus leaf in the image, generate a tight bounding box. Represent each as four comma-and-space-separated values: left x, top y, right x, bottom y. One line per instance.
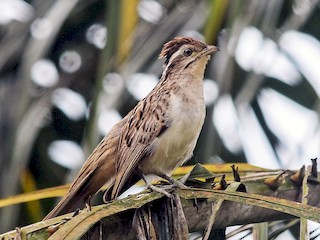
0, 185, 69, 208
117, 0, 139, 63
20, 170, 43, 222
204, 0, 229, 43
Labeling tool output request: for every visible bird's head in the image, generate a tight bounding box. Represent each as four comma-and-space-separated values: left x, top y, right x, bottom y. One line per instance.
159, 37, 219, 76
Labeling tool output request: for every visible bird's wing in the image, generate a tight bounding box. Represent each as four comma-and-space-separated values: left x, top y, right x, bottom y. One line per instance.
67, 119, 123, 191
111, 89, 171, 198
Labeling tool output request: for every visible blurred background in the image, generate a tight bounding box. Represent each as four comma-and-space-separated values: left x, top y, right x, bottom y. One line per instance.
0, 0, 319, 238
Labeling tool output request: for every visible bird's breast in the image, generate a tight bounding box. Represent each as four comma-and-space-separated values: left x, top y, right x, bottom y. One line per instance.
140, 86, 205, 176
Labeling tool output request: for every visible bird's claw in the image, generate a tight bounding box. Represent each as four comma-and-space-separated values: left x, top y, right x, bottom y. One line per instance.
146, 183, 173, 198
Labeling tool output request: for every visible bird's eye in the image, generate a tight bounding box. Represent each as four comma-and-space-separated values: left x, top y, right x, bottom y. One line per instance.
183, 48, 193, 57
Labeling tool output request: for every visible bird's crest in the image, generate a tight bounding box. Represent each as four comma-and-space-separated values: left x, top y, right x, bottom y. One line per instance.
159, 37, 207, 65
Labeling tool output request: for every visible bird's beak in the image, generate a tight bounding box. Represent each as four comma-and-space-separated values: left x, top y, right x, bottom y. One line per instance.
204, 45, 220, 55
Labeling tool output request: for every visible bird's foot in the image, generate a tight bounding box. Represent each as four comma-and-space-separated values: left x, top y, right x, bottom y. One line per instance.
171, 179, 189, 189
157, 173, 189, 190
141, 173, 190, 197
145, 183, 173, 198
141, 174, 172, 197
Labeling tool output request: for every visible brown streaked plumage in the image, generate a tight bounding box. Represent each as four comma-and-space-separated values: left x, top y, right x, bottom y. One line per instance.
44, 37, 219, 220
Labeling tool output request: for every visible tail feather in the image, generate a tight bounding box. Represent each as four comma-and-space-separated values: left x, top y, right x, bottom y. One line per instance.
43, 117, 125, 220
44, 171, 140, 220
103, 171, 141, 202
43, 159, 115, 220
43, 169, 98, 220
43, 192, 86, 220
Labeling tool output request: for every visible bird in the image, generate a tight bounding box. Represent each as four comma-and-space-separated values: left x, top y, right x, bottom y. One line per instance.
44, 37, 219, 220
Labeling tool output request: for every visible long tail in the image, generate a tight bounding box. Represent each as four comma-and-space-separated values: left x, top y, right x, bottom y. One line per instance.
44, 172, 142, 220
43, 182, 95, 220
43, 118, 128, 220
43, 158, 116, 220
43, 190, 86, 220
